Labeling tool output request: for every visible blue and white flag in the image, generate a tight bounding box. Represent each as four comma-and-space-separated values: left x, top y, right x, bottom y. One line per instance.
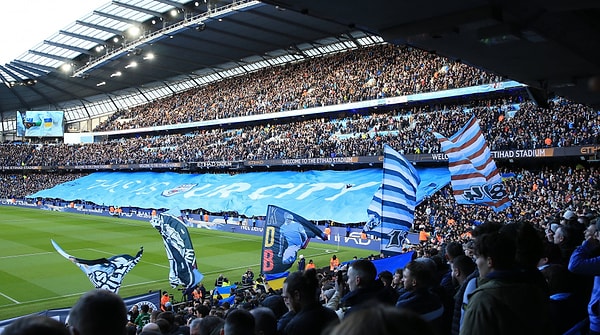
261, 205, 327, 275
363, 145, 420, 254
151, 213, 203, 289
51, 239, 143, 293
432, 115, 511, 212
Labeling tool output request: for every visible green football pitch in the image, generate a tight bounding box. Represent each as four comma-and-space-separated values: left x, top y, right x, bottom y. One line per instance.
0, 206, 366, 320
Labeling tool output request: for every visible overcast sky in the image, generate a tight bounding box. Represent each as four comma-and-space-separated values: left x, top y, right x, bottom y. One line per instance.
0, 0, 108, 65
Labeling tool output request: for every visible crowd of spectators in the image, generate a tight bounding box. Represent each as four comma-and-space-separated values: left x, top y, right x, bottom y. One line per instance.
93, 43, 501, 132
1, 96, 598, 167
1, 43, 598, 167
0, 173, 85, 199
4, 36, 600, 335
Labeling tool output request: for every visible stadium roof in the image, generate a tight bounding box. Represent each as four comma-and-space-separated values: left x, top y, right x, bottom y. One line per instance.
263, 0, 600, 109
0, 0, 598, 121
0, 0, 378, 118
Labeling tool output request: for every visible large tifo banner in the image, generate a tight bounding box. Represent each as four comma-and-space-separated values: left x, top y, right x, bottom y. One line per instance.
29, 168, 450, 223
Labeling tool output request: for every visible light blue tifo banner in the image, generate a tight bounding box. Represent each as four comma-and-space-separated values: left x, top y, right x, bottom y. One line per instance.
29, 168, 449, 223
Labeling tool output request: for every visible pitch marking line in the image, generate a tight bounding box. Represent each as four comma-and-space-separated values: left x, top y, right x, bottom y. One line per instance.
0, 251, 54, 260
0, 291, 20, 304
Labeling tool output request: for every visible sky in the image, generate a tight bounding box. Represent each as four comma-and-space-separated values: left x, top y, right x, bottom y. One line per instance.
0, 0, 109, 65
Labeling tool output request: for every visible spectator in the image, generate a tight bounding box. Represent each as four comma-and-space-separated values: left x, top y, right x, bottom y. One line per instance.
396, 260, 445, 331
189, 316, 224, 335
282, 268, 339, 335
222, 309, 254, 335
329, 255, 339, 272
335, 259, 391, 318
461, 232, 551, 335
68, 289, 128, 335
569, 218, 600, 335
1, 315, 69, 335
326, 304, 435, 335
135, 304, 152, 330
297, 255, 305, 271
249, 307, 277, 335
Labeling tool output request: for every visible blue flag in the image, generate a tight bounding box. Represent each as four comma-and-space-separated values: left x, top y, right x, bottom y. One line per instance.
51, 239, 143, 293
151, 213, 204, 289
363, 145, 420, 254
433, 115, 511, 212
261, 205, 327, 275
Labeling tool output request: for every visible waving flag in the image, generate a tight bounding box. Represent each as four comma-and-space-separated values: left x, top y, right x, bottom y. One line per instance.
261, 205, 327, 275
433, 115, 511, 212
363, 145, 420, 254
51, 239, 143, 293
151, 213, 204, 289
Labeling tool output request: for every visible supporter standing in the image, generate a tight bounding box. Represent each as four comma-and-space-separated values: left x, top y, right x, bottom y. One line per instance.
569, 219, 600, 335
396, 260, 445, 331
297, 255, 305, 271
460, 232, 550, 335
281, 269, 339, 335
135, 304, 152, 331
68, 289, 128, 335
329, 255, 340, 272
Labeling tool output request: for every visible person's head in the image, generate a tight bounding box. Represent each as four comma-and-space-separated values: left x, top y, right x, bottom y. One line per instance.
282, 268, 320, 312
154, 318, 171, 334
141, 322, 161, 335
402, 260, 434, 291
392, 268, 403, 286
196, 304, 211, 318
463, 240, 475, 260
222, 308, 254, 335
140, 304, 150, 314
377, 270, 393, 287
249, 307, 277, 335
157, 311, 175, 327
545, 223, 559, 243
2, 315, 69, 335
554, 223, 584, 248
444, 242, 465, 262
68, 289, 128, 335
585, 220, 598, 240
473, 232, 516, 278
562, 210, 577, 224
346, 259, 377, 292
190, 316, 224, 335
553, 225, 566, 245
259, 295, 287, 320
326, 304, 434, 335
506, 221, 544, 269
450, 255, 476, 286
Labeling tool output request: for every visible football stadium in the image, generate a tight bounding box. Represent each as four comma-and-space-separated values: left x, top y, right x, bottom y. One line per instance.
0, 1, 599, 334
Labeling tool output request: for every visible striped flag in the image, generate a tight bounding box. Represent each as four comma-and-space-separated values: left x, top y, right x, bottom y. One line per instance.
363, 144, 420, 254
433, 115, 511, 212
